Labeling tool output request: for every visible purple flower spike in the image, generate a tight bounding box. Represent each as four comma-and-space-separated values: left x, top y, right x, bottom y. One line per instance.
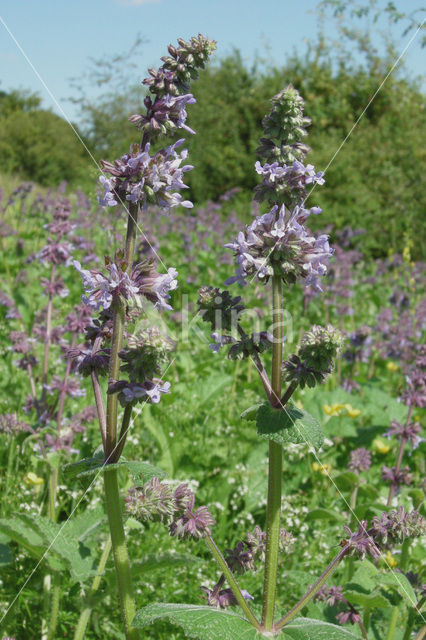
348, 448, 371, 474
169, 504, 215, 539
342, 521, 381, 561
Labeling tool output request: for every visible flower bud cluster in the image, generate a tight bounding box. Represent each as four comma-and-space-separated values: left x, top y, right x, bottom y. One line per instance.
283, 324, 343, 389
143, 34, 217, 98
342, 508, 425, 561
256, 85, 311, 166
197, 287, 245, 332
126, 478, 215, 539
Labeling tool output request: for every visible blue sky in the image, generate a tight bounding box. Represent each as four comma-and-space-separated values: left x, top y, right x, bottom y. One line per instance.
0, 0, 424, 124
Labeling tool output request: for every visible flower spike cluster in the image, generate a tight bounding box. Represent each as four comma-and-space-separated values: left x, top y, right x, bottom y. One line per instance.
126, 478, 215, 539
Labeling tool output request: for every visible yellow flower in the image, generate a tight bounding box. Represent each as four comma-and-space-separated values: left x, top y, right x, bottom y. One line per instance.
383, 550, 398, 568
24, 472, 44, 486
312, 462, 332, 476
372, 438, 391, 455
344, 404, 361, 418
323, 403, 346, 417
386, 361, 398, 373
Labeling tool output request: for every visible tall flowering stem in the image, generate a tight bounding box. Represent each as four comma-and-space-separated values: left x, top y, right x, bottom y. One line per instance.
386, 403, 413, 507
76, 35, 216, 639
262, 274, 284, 630
102, 201, 140, 639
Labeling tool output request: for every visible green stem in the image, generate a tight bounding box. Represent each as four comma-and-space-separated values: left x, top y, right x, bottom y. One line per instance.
105, 301, 125, 458
113, 405, 133, 464
46, 573, 61, 640
104, 469, 138, 639
274, 547, 350, 631
386, 607, 399, 640
261, 274, 283, 631
205, 536, 261, 631
74, 536, 112, 640
48, 467, 59, 522
103, 202, 139, 639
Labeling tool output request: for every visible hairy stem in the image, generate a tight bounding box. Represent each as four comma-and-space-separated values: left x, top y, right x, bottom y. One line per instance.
104, 469, 138, 639
261, 274, 284, 630
274, 547, 350, 631
385, 607, 399, 640
205, 536, 261, 630
113, 405, 133, 463
73, 536, 112, 640
103, 201, 139, 639
387, 404, 413, 507
46, 573, 61, 640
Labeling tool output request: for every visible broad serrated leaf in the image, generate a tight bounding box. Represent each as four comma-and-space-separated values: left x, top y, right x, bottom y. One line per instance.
374, 572, 416, 606
305, 508, 345, 522
65, 506, 106, 542
131, 553, 202, 575
133, 603, 264, 639
256, 403, 324, 450
282, 617, 360, 639
65, 456, 166, 483
0, 516, 46, 555
344, 587, 390, 608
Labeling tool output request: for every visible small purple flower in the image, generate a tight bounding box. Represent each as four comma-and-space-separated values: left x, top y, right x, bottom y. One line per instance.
342, 521, 381, 561
169, 503, 215, 539
99, 139, 194, 211
384, 420, 423, 449
37, 239, 73, 265
348, 448, 371, 474
336, 610, 362, 625
108, 379, 171, 406
315, 585, 345, 607
381, 465, 413, 487
73, 260, 140, 310
200, 586, 253, 608
40, 274, 69, 298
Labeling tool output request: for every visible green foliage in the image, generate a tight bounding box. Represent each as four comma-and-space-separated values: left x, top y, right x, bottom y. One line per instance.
134, 605, 360, 639
0, 89, 88, 186
65, 452, 167, 482
255, 402, 324, 449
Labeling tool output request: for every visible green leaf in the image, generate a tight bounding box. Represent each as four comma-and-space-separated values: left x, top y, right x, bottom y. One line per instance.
282, 617, 360, 639
0, 543, 13, 567
65, 455, 166, 483
374, 572, 416, 606
131, 553, 202, 575
333, 471, 359, 491
241, 403, 263, 422
305, 508, 345, 523
133, 603, 264, 639
344, 587, 390, 608
256, 403, 324, 450
65, 505, 105, 542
